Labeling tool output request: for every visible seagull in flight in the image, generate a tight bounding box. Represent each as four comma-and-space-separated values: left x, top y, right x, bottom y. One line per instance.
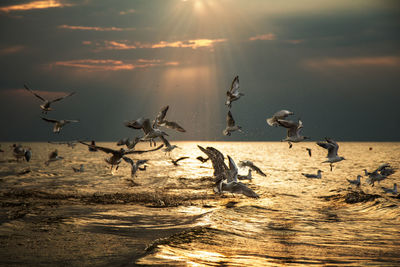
45, 149, 63, 166
79, 141, 163, 172
365, 163, 395, 186
223, 110, 242, 136
41, 117, 79, 133
238, 160, 267, 177
122, 157, 148, 178
153, 105, 186, 132
125, 118, 168, 146
237, 169, 252, 180
171, 156, 189, 166
196, 156, 209, 163
24, 84, 75, 114
266, 110, 294, 127
225, 75, 244, 108
317, 138, 345, 170
277, 119, 309, 145
301, 170, 323, 179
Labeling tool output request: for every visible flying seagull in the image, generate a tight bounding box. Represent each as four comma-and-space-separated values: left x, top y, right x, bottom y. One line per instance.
122, 157, 148, 178
365, 163, 395, 186
225, 75, 244, 108
41, 117, 79, 133
277, 119, 309, 145
301, 170, 323, 179
316, 137, 345, 170
237, 169, 252, 180
171, 156, 189, 166
238, 160, 267, 177
153, 105, 186, 132
196, 156, 209, 163
45, 149, 63, 166
125, 118, 168, 146
79, 141, 163, 172
266, 110, 294, 127
306, 148, 312, 157
24, 83, 75, 114
223, 110, 242, 136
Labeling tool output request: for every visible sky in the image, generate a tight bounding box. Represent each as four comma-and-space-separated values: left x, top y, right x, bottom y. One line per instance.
0, 0, 399, 142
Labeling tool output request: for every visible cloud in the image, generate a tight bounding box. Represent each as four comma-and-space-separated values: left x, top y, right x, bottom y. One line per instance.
304, 56, 400, 69
51, 59, 179, 71
0, 0, 70, 12
0, 45, 25, 55
58, 25, 135, 31
249, 33, 276, 41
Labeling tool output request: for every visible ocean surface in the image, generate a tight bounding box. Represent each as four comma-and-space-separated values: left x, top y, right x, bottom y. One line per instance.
1, 141, 399, 266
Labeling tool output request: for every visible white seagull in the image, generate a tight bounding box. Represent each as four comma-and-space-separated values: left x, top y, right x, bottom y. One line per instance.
41, 117, 79, 134
238, 160, 267, 177
153, 105, 186, 132
125, 118, 168, 146
225, 75, 244, 108
122, 157, 148, 178
24, 84, 75, 114
45, 149, 64, 166
277, 119, 309, 144
365, 163, 395, 186
266, 110, 294, 127
237, 169, 252, 180
317, 138, 345, 170
347, 175, 362, 186
223, 110, 242, 136
301, 170, 323, 179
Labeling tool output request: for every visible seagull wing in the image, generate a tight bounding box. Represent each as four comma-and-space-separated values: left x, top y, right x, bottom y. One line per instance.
24, 84, 45, 101
231, 182, 259, 198
227, 155, 238, 182
124, 144, 163, 155
226, 111, 235, 127
141, 119, 153, 134
175, 156, 189, 163
41, 117, 59, 123
122, 156, 134, 166
317, 141, 337, 158
229, 75, 240, 95
154, 105, 169, 126
163, 120, 186, 132
78, 141, 117, 154
65, 119, 79, 123
124, 117, 145, 130
249, 164, 266, 177
159, 135, 171, 147
50, 91, 76, 103
274, 110, 294, 119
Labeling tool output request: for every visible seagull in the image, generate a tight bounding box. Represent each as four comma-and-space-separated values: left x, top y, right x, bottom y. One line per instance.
196, 156, 209, 163
125, 118, 168, 146
171, 156, 189, 166
238, 160, 267, 177
24, 84, 75, 114
12, 144, 31, 162
160, 136, 179, 153
122, 157, 148, 178
72, 164, 84, 173
217, 156, 259, 198
225, 75, 244, 108
79, 141, 163, 172
45, 149, 63, 166
365, 163, 395, 186
306, 148, 312, 157
266, 110, 294, 127
223, 110, 242, 136
238, 169, 252, 180
277, 119, 309, 144
317, 138, 345, 170
88, 140, 98, 152
197, 145, 229, 182
381, 183, 398, 195
48, 140, 78, 148
347, 175, 362, 186
302, 170, 323, 179
41, 117, 79, 133
153, 105, 186, 132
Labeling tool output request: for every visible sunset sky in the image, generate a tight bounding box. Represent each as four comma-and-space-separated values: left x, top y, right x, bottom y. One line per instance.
1, 0, 399, 141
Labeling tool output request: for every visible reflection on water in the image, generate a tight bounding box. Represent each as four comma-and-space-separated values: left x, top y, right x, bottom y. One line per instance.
1, 141, 399, 265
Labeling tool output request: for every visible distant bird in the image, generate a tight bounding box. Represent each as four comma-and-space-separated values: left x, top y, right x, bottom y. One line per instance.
302, 170, 323, 179
347, 175, 362, 187
12, 144, 31, 162
317, 138, 345, 170
41, 117, 79, 133
238, 169, 252, 180
45, 149, 63, 166
78, 141, 163, 172
24, 83, 75, 114
223, 110, 242, 136
277, 119, 309, 144
48, 140, 78, 148
72, 164, 84, 173
125, 118, 168, 146
160, 136, 179, 153
153, 105, 186, 132
88, 140, 98, 152
217, 156, 259, 198
381, 183, 397, 195
196, 156, 209, 163
171, 156, 189, 166
122, 157, 148, 178
225, 75, 244, 108
306, 148, 312, 157
238, 160, 267, 177
266, 110, 294, 127
365, 163, 395, 186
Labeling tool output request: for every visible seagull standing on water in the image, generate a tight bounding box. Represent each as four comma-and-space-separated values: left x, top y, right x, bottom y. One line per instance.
266, 110, 294, 127
24, 84, 75, 114
381, 183, 397, 195
223, 111, 242, 136
225, 75, 244, 108
41, 117, 79, 133
302, 170, 323, 179
347, 175, 362, 186
317, 138, 345, 170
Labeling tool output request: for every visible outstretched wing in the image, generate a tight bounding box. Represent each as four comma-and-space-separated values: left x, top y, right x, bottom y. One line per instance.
41, 117, 59, 123
24, 84, 45, 101
175, 156, 189, 163
124, 117, 146, 130
227, 155, 238, 182
163, 120, 186, 132
78, 141, 117, 154
154, 105, 169, 126
226, 111, 235, 127
50, 91, 76, 103
122, 156, 134, 165
229, 75, 239, 95
124, 144, 163, 155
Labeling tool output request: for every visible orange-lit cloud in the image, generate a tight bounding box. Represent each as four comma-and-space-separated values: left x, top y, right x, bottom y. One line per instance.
0, 45, 25, 55
0, 0, 69, 12
103, 41, 137, 50
59, 25, 135, 31
51, 59, 179, 71
304, 56, 400, 69
249, 33, 276, 41
119, 9, 135, 15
